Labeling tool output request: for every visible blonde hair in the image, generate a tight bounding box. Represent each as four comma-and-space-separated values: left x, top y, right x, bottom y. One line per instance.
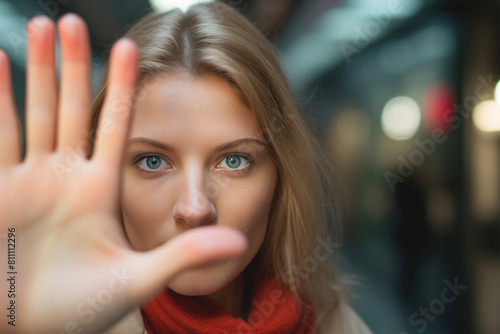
89, 1, 344, 331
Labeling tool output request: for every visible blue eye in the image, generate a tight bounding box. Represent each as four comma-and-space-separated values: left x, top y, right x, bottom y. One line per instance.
136, 155, 167, 172
219, 154, 252, 170
145, 156, 161, 169
226, 156, 242, 168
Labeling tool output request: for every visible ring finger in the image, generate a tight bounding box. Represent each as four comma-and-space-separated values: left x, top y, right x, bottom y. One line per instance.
25, 15, 57, 156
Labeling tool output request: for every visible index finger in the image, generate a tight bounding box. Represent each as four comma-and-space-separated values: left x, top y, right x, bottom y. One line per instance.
92, 38, 138, 169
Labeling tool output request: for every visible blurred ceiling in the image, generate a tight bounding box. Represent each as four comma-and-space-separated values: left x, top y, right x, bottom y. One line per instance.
274, 0, 437, 90
0, 0, 432, 67
0, 0, 481, 93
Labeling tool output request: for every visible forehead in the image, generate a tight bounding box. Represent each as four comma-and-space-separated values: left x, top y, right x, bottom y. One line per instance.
131, 72, 261, 141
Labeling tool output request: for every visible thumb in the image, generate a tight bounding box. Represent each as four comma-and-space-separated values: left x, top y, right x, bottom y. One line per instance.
127, 225, 248, 303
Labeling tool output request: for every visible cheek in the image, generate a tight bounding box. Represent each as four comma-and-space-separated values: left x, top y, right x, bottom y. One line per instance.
219, 167, 278, 251
121, 176, 174, 251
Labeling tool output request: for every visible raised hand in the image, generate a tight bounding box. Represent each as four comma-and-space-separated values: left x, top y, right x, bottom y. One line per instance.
0, 14, 247, 334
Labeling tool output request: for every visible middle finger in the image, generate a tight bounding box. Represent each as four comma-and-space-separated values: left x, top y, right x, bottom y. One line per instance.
57, 14, 92, 157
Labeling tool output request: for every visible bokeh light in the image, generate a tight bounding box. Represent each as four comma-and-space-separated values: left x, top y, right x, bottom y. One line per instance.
149, 0, 209, 12
495, 80, 500, 108
473, 100, 500, 132
381, 96, 421, 140
423, 84, 454, 132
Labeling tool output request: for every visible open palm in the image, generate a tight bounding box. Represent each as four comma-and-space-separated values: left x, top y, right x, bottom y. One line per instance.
0, 14, 247, 334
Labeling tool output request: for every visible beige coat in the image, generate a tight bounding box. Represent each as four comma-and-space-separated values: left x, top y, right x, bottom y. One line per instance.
103, 301, 373, 334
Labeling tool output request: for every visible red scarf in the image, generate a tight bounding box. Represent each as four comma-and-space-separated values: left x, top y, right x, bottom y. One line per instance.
140, 272, 315, 333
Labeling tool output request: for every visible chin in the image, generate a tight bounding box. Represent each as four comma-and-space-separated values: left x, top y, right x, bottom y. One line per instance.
167, 257, 244, 296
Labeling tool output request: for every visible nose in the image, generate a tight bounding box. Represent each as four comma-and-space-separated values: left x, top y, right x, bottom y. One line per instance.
172, 172, 217, 228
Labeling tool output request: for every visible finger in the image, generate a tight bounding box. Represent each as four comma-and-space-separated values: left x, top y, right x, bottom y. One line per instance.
92, 38, 138, 168
57, 14, 91, 157
25, 16, 57, 155
0, 50, 21, 165
130, 226, 248, 302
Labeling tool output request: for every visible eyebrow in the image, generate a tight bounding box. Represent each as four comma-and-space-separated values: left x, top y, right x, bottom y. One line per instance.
128, 137, 266, 152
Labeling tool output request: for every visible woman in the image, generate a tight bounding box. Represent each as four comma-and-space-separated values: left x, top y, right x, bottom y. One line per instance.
0, 1, 371, 333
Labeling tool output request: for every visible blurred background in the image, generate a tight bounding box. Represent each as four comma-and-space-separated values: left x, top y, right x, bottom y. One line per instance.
0, 0, 498, 333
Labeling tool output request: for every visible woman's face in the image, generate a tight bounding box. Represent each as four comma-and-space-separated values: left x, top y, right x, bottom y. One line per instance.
121, 71, 278, 296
